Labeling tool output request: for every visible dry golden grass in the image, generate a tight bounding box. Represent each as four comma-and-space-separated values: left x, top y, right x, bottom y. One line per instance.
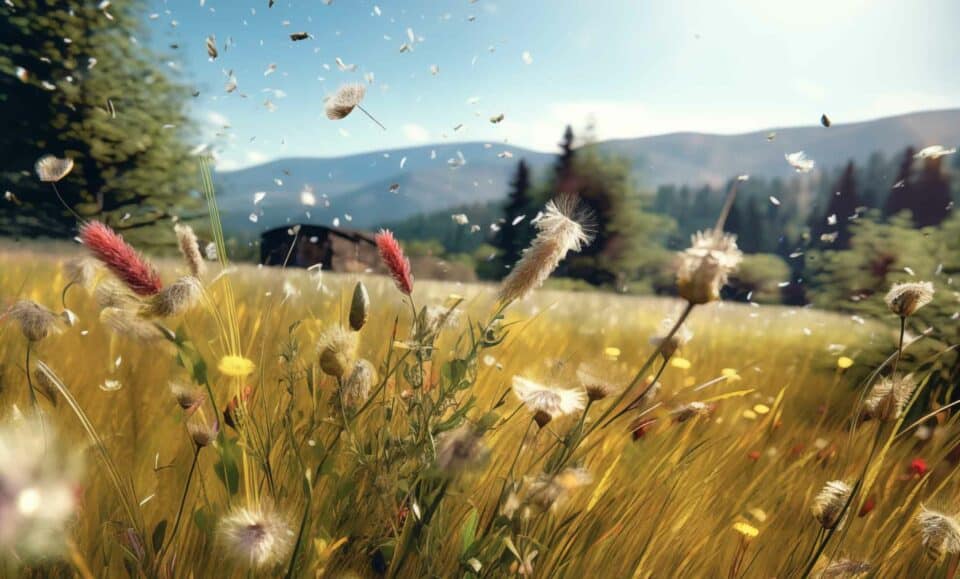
1, 243, 958, 578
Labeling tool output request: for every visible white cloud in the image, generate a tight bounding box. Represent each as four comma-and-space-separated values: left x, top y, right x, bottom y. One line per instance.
245, 150, 268, 164
402, 123, 431, 143
207, 111, 230, 127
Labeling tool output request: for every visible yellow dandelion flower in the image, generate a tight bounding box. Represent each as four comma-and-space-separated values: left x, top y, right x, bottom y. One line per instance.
683, 376, 696, 387
671, 357, 692, 370
721, 368, 741, 381
218, 355, 255, 378
837, 356, 854, 369
742, 409, 758, 420
603, 346, 621, 361
753, 404, 770, 415
733, 522, 759, 538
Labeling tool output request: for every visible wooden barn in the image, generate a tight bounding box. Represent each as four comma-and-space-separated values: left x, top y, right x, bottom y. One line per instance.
260, 225, 380, 272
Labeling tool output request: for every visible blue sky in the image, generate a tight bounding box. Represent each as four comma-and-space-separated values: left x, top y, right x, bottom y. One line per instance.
146, 0, 960, 170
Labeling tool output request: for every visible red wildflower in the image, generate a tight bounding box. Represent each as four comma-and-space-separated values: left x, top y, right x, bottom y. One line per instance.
374, 229, 413, 295
630, 417, 658, 440
747, 450, 761, 461
224, 384, 255, 430
79, 221, 162, 296
858, 496, 876, 517
909, 457, 929, 477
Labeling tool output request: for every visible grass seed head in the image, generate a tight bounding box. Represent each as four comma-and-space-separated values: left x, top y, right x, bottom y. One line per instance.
348, 281, 370, 331
374, 229, 414, 295
812, 480, 852, 530
4, 300, 64, 342
676, 231, 742, 305
863, 374, 916, 422
174, 223, 206, 277
917, 506, 960, 560
187, 419, 218, 448
79, 221, 163, 297
819, 558, 872, 578
34, 154, 74, 182
341, 358, 376, 408
498, 194, 594, 304
100, 307, 166, 342
63, 257, 101, 291
885, 281, 934, 317
141, 276, 202, 318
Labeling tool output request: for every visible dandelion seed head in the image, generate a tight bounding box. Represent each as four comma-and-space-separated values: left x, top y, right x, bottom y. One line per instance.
63, 257, 101, 291
174, 224, 206, 277
512, 376, 586, 427
35, 155, 74, 182
885, 281, 934, 317
677, 231, 742, 305
325, 83, 366, 120
218, 505, 295, 568
3, 300, 64, 342
170, 382, 205, 415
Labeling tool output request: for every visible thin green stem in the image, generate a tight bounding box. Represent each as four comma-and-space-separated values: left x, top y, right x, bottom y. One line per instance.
159, 446, 201, 562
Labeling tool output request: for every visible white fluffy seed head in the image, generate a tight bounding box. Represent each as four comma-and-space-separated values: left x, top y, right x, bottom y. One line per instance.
218, 505, 295, 568
325, 83, 366, 120
885, 281, 934, 317
35, 155, 74, 182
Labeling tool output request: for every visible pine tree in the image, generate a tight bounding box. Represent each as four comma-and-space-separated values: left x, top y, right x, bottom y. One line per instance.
0, 0, 198, 243
817, 161, 861, 249
884, 147, 915, 221
553, 125, 577, 192
912, 157, 953, 227
492, 159, 534, 278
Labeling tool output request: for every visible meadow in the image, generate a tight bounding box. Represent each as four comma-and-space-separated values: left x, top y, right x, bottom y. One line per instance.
3, 222, 958, 579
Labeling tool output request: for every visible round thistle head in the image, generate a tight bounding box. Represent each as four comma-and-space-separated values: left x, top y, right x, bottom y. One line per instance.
141, 276, 202, 318
4, 300, 64, 342
324, 83, 366, 120
170, 382, 206, 415
676, 231, 743, 305
63, 257, 101, 292
649, 317, 693, 360
811, 480, 852, 530
525, 466, 593, 513
498, 194, 594, 304
575, 363, 620, 402
885, 281, 934, 317
218, 504, 295, 568
512, 376, 587, 427
374, 229, 413, 295
348, 281, 370, 331
187, 420, 218, 448
318, 326, 358, 378
34, 155, 74, 182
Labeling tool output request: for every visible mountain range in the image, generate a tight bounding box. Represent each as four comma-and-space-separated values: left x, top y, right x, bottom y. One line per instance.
214, 108, 960, 234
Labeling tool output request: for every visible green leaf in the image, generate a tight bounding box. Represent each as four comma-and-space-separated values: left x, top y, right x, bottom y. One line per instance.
460, 508, 479, 555
214, 437, 241, 495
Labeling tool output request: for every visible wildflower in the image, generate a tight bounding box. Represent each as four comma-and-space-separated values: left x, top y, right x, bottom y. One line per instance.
170, 382, 205, 415
525, 467, 593, 512
498, 195, 593, 304
910, 458, 929, 477
63, 257, 101, 291
324, 83, 366, 120
649, 317, 693, 359
348, 281, 369, 331
79, 221, 163, 297
374, 229, 413, 295
885, 281, 934, 317
512, 376, 587, 427
174, 223, 206, 277
812, 480, 852, 529
224, 385, 255, 430
863, 374, 916, 422
671, 357, 692, 369
100, 307, 166, 342
0, 419, 82, 557
676, 231, 742, 305
858, 496, 876, 517
187, 419, 218, 448
436, 424, 488, 474
34, 155, 74, 182
819, 559, 872, 578
733, 522, 759, 539
219, 355, 255, 378
837, 356, 854, 369
341, 359, 376, 408
318, 326, 358, 378
218, 504, 295, 568
141, 276, 202, 317
3, 300, 64, 342
917, 507, 960, 560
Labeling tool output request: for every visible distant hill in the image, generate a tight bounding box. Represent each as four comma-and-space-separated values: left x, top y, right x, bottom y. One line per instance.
215, 108, 960, 236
